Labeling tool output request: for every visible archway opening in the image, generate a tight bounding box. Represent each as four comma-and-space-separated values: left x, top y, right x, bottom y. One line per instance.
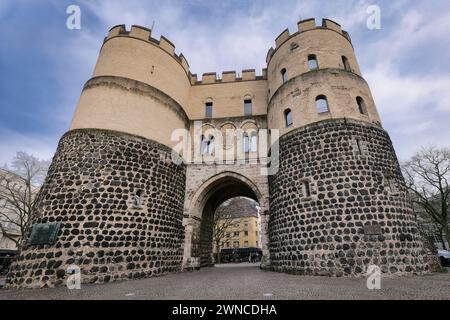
213, 197, 261, 265
194, 175, 261, 267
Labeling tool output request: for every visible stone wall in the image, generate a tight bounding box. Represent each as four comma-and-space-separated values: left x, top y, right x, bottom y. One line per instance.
268, 119, 430, 276
6, 129, 186, 289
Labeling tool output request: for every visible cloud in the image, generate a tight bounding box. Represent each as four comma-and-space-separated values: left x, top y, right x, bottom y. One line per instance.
0, 128, 57, 165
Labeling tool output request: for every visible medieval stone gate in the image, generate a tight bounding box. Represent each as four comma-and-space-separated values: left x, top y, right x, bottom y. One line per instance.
6, 19, 432, 289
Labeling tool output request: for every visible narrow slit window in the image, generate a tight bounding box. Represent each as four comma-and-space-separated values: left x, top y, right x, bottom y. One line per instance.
243, 133, 250, 153
205, 102, 213, 118
316, 95, 329, 113
303, 181, 311, 197
342, 56, 351, 71
281, 68, 288, 83
356, 96, 367, 115
308, 54, 318, 70
244, 99, 252, 116
250, 132, 257, 152
356, 139, 363, 155
284, 109, 293, 127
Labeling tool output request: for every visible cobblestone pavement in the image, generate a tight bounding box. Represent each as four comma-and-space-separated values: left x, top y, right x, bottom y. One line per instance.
1, 264, 449, 300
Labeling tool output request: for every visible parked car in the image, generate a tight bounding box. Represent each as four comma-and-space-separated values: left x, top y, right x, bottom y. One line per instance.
437, 249, 450, 267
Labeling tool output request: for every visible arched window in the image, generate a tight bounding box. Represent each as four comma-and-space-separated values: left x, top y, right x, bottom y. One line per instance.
284, 109, 293, 127
244, 98, 252, 116
205, 101, 213, 118
342, 56, 351, 71
308, 54, 318, 70
356, 96, 367, 115
316, 95, 329, 114
281, 68, 288, 83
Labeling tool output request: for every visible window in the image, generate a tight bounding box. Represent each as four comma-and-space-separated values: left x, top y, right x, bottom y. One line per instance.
243, 133, 249, 153
244, 131, 257, 153
244, 241, 249, 247
303, 181, 311, 197
205, 102, 213, 118
281, 68, 288, 83
308, 54, 318, 70
234, 231, 239, 237
244, 231, 248, 236
244, 99, 252, 116
356, 96, 367, 115
342, 56, 351, 71
233, 241, 239, 248
356, 139, 363, 155
316, 95, 329, 113
284, 109, 293, 127
201, 134, 215, 155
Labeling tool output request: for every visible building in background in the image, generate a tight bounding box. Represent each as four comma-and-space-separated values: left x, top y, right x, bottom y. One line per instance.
214, 197, 262, 263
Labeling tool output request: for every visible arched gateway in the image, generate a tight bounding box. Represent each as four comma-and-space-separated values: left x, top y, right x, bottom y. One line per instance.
6, 19, 431, 289
182, 171, 270, 270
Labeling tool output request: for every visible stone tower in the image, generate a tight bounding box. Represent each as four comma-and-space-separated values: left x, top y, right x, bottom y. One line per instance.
265, 19, 429, 276
6, 19, 429, 289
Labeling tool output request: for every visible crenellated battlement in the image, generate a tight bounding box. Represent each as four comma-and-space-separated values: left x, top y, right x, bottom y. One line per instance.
190, 68, 267, 85
105, 24, 191, 76
104, 18, 350, 86
266, 18, 352, 64
104, 25, 268, 85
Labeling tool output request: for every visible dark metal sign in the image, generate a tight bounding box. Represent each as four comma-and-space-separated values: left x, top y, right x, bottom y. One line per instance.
27, 222, 61, 246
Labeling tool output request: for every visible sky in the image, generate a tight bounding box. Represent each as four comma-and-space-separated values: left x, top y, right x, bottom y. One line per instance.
0, 0, 449, 165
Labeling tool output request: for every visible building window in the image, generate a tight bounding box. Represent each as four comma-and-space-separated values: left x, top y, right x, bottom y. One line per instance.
205, 102, 213, 118
356, 96, 367, 115
244, 241, 249, 247
284, 109, 293, 127
244, 132, 257, 153
356, 139, 364, 155
244, 99, 252, 116
316, 95, 329, 114
281, 68, 288, 83
303, 181, 311, 197
255, 231, 258, 236
308, 54, 318, 70
244, 231, 248, 236
234, 231, 239, 237
233, 241, 239, 248
201, 134, 215, 155
342, 56, 351, 71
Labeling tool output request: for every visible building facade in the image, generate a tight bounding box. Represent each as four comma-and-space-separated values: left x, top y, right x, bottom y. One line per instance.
215, 197, 261, 251
7, 18, 431, 288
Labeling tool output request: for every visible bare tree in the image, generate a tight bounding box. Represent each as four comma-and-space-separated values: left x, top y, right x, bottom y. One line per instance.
402, 146, 450, 250
0, 152, 50, 247
213, 210, 234, 264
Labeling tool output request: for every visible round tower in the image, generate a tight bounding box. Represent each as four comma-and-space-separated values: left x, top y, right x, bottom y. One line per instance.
266, 19, 429, 276
7, 25, 190, 288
